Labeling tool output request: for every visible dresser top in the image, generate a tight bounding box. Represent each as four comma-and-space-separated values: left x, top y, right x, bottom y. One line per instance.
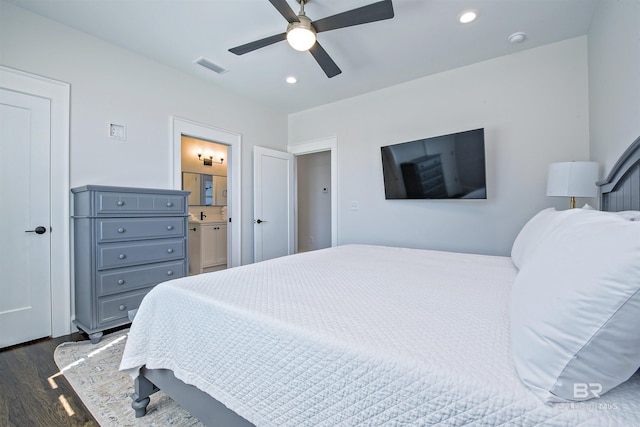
72, 185, 189, 217
71, 185, 190, 196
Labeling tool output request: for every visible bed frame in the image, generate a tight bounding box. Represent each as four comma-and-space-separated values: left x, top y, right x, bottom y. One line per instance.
130, 136, 640, 426
597, 135, 640, 211
132, 367, 254, 426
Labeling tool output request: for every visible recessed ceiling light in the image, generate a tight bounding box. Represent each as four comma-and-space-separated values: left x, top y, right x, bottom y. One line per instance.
286, 76, 297, 84
508, 32, 527, 44
459, 10, 478, 24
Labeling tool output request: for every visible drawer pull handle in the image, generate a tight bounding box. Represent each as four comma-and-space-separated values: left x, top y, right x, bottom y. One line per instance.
118, 279, 125, 285
117, 227, 125, 233
167, 248, 174, 253
167, 270, 174, 276
167, 225, 174, 230
117, 201, 125, 206
118, 254, 126, 260
166, 202, 174, 207
119, 304, 126, 311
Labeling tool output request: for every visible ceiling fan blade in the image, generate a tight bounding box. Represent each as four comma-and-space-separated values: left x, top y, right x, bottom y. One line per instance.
309, 42, 341, 78
229, 33, 287, 55
268, 0, 300, 23
312, 0, 394, 33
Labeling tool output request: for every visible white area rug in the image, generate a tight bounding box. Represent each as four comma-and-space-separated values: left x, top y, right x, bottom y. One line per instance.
54, 329, 203, 426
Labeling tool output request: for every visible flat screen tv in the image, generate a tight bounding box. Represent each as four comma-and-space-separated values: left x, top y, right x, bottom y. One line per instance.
381, 128, 486, 200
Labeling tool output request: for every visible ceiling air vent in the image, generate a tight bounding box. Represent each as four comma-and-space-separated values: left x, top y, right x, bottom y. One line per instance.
194, 56, 227, 74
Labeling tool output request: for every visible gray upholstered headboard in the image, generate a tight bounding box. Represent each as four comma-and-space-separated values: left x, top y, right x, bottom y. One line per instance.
597, 136, 640, 212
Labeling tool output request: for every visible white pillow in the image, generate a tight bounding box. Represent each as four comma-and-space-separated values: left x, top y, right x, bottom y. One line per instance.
616, 210, 640, 221
510, 209, 640, 403
582, 203, 639, 221
510, 208, 580, 269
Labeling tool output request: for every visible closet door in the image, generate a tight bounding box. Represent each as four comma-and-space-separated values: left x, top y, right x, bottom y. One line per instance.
0, 88, 52, 348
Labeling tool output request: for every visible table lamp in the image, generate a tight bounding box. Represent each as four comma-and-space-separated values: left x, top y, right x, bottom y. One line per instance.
546, 161, 598, 208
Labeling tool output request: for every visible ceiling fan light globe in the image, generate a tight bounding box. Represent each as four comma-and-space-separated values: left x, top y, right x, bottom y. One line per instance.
287, 27, 316, 51
286, 15, 316, 51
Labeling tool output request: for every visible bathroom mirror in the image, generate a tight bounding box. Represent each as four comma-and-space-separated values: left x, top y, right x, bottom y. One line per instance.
182, 172, 227, 206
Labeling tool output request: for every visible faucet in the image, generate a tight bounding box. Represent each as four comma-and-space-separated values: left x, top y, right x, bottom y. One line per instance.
200, 212, 207, 221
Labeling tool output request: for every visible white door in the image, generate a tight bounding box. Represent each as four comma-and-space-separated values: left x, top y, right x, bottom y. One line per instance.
0, 88, 52, 348
253, 146, 294, 262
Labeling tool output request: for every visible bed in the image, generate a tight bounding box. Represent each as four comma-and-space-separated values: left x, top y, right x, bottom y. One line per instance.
120, 136, 640, 426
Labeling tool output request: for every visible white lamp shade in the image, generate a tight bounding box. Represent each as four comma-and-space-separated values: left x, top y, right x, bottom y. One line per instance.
546, 161, 599, 198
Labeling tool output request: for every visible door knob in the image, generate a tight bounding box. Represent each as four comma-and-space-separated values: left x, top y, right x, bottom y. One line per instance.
256, 219, 266, 224
25, 226, 47, 234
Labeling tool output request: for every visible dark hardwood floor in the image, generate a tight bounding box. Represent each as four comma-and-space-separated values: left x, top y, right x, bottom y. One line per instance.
0, 333, 98, 427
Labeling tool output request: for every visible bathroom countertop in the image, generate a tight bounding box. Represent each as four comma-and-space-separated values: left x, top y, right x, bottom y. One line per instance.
188, 219, 226, 224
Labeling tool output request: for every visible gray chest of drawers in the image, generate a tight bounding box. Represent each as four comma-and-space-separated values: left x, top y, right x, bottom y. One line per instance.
71, 185, 189, 342
400, 154, 447, 198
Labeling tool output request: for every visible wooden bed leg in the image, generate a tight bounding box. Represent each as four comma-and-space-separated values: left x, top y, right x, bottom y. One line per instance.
131, 374, 158, 418
131, 394, 150, 418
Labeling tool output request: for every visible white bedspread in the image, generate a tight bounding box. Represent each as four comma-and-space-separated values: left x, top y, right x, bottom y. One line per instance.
120, 244, 640, 426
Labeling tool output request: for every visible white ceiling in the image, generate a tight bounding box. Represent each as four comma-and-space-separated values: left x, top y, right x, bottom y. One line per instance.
8, 0, 598, 113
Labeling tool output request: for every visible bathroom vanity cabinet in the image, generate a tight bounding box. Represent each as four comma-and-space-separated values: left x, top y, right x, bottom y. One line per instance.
188, 221, 227, 274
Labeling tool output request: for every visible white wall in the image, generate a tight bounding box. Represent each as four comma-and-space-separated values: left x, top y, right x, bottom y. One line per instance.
588, 0, 640, 175
0, 1, 288, 264
289, 38, 591, 256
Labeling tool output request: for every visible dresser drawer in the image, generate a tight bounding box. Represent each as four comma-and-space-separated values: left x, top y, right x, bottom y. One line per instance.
98, 217, 185, 242
416, 156, 441, 170
96, 260, 185, 296
98, 288, 150, 324
97, 191, 186, 215
98, 238, 185, 270
417, 166, 443, 182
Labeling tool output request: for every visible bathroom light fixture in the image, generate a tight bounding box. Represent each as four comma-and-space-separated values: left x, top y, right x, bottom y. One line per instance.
286, 1, 316, 51
547, 161, 598, 208
197, 151, 224, 166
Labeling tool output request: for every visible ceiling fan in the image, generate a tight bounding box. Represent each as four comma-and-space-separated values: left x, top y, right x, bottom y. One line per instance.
228, 0, 395, 78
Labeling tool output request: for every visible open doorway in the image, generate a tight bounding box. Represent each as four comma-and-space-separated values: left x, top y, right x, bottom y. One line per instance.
289, 136, 338, 253
181, 136, 229, 274
297, 151, 331, 252
171, 117, 242, 268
